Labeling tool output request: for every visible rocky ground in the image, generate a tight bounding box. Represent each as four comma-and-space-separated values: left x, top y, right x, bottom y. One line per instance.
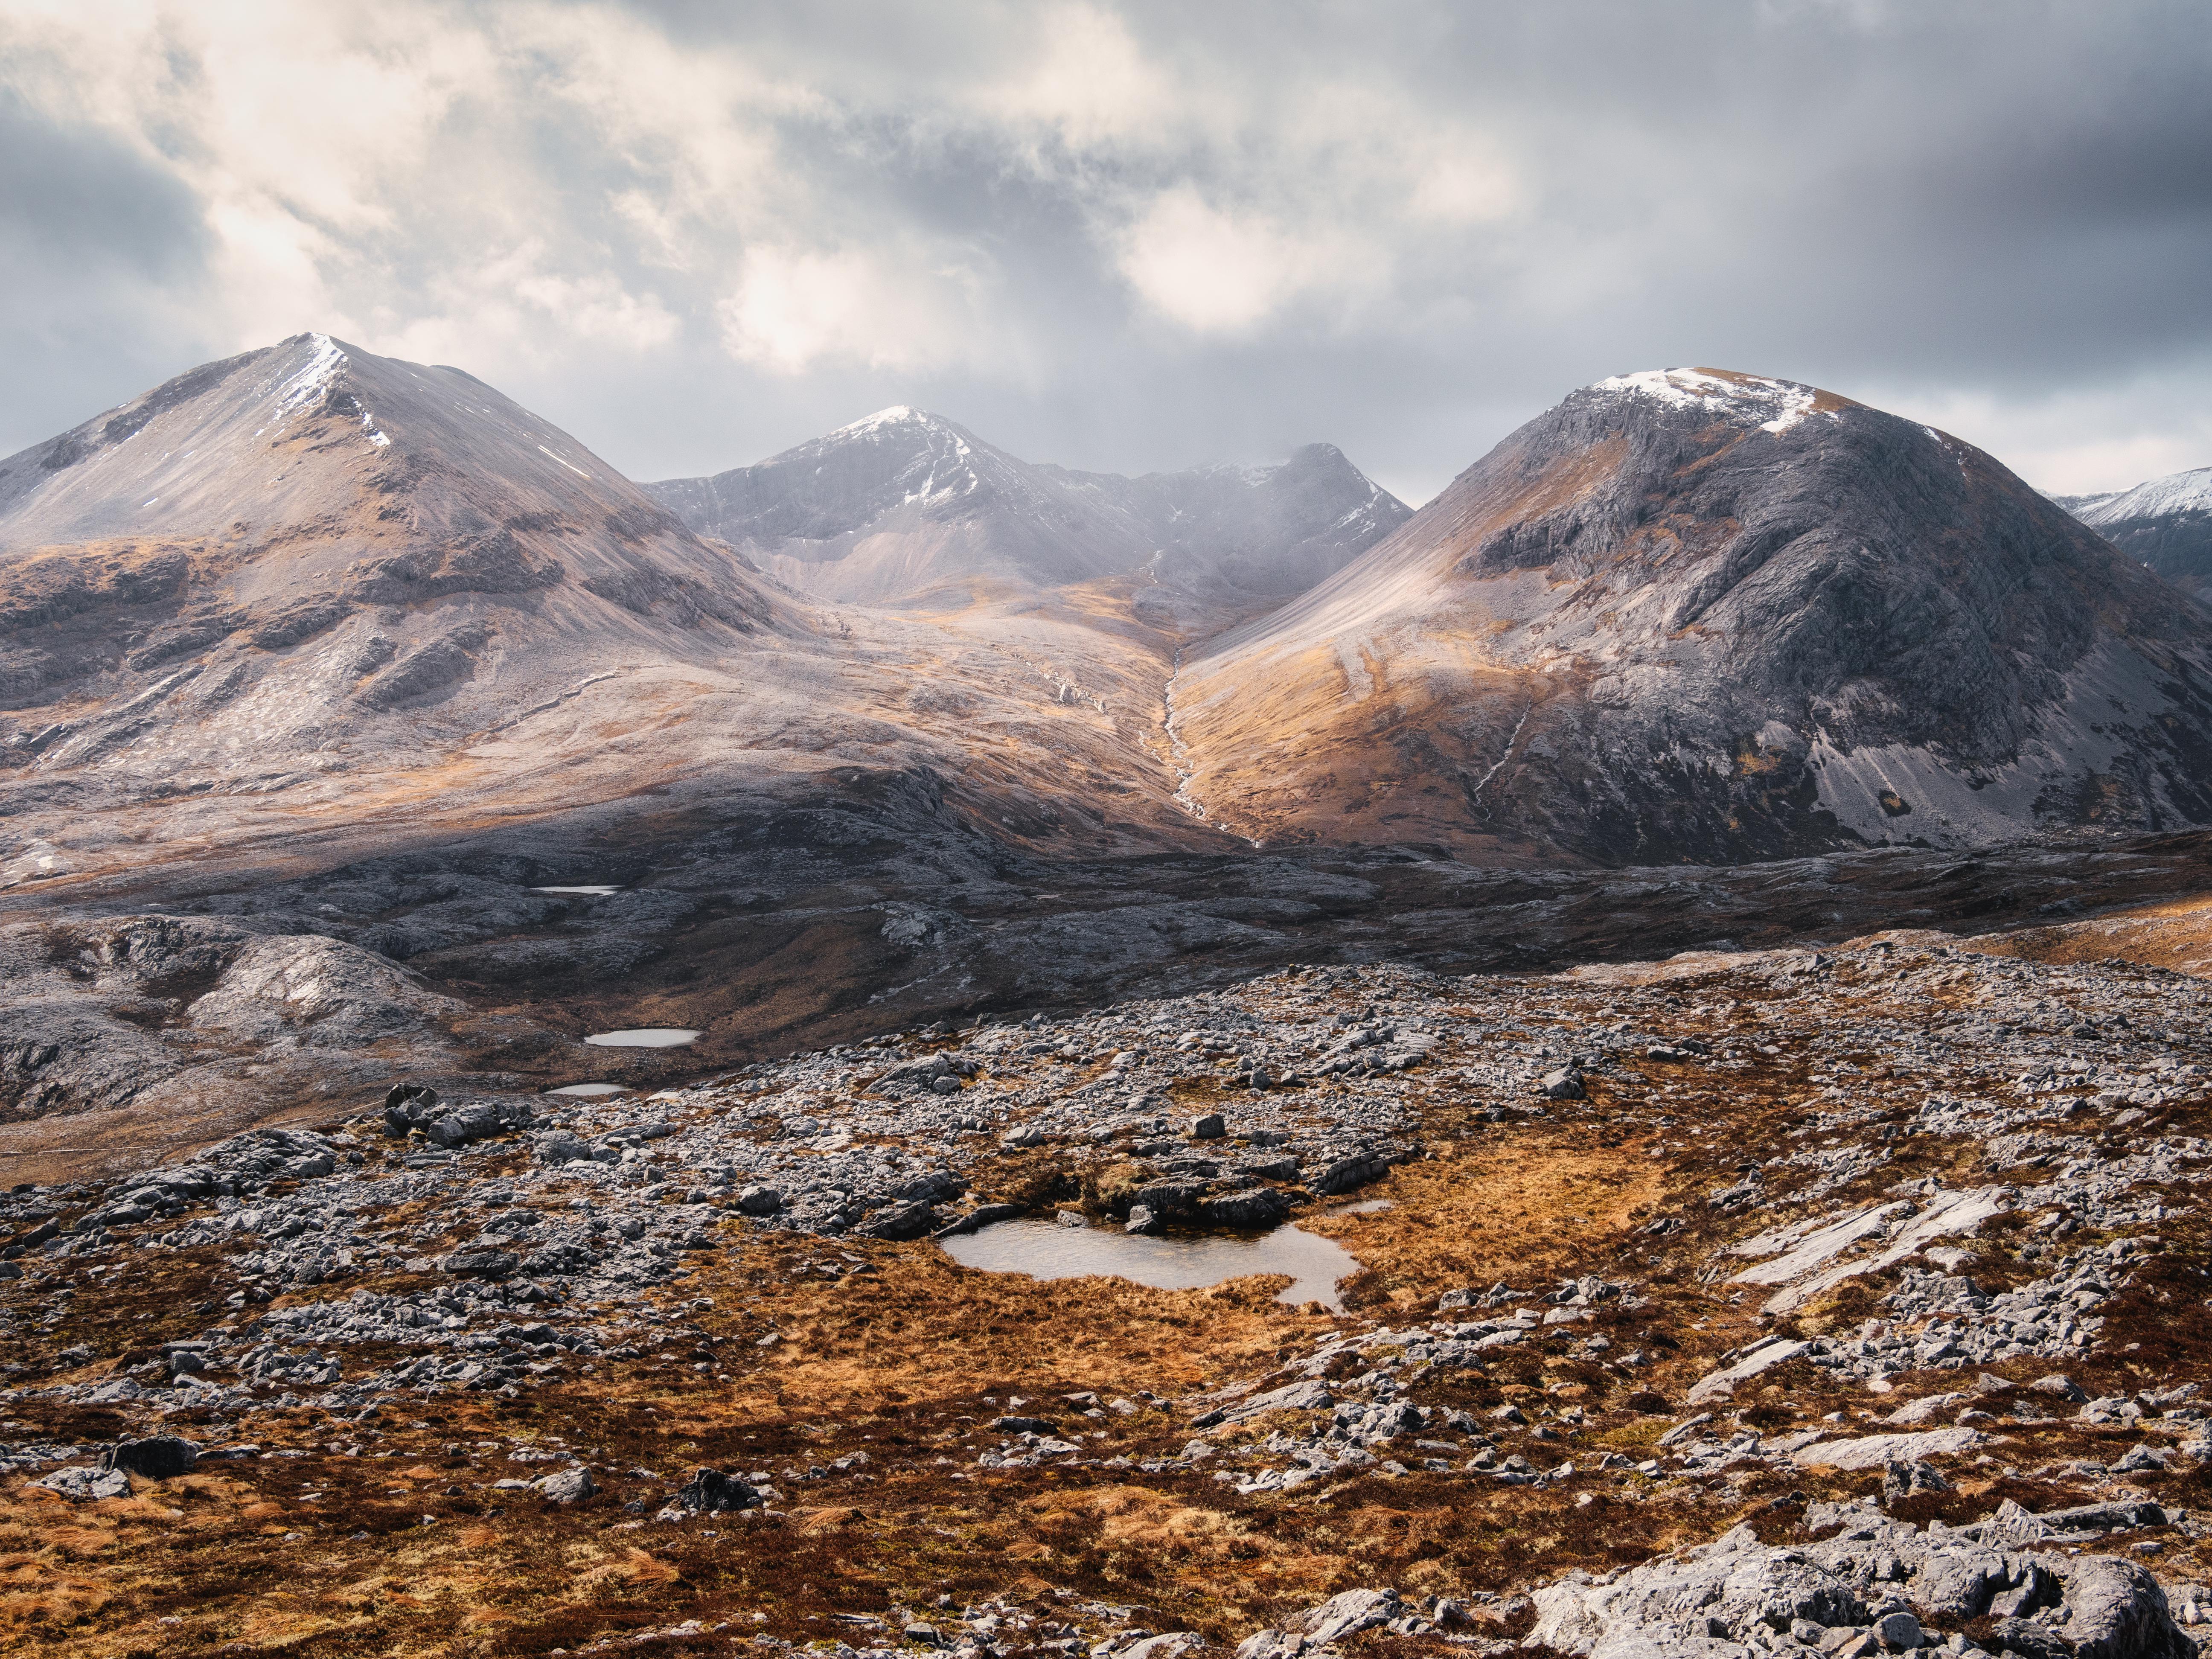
6, 929, 2212, 1655
10, 814, 2212, 1189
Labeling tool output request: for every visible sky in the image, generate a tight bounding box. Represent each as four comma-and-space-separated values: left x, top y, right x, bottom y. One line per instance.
3, 0, 2209, 508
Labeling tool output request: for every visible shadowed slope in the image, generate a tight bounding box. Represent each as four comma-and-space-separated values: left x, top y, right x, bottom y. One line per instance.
2060, 465, 2212, 602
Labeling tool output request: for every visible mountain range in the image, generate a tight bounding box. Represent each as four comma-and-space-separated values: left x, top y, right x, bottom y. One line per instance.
2057, 463, 2212, 600
1172, 368, 2212, 861
8, 339, 2212, 1167
641, 407, 1410, 608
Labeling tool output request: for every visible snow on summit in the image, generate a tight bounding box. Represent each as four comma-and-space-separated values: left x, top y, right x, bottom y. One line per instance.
1592, 367, 1837, 436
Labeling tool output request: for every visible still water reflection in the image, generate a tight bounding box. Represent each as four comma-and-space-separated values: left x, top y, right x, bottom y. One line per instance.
938, 1218, 1359, 1311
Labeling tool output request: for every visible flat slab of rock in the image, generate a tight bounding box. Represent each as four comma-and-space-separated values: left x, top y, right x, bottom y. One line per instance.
1790, 1426, 1982, 1468
1685, 1337, 1809, 1404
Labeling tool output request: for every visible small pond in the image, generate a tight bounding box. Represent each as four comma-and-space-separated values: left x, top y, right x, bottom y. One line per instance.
938, 1218, 1359, 1311
582, 1028, 699, 1048
1328, 1198, 1394, 1216
544, 1082, 629, 1097
531, 885, 622, 896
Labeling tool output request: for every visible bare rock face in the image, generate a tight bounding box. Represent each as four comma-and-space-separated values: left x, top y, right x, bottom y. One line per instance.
1171, 367, 2212, 862
2059, 466, 2212, 602
642, 407, 1409, 607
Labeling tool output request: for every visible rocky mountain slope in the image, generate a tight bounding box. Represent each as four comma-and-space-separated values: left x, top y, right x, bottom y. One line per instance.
7, 935, 2212, 1658
0, 337, 1240, 900
0, 329, 785, 800
642, 407, 1409, 608
2060, 466, 2212, 601
1170, 369, 2212, 863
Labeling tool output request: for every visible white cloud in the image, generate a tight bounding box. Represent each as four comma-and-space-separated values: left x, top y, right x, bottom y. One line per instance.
0, 1, 2202, 501
1113, 189, 1332, 334
971, 1, 1185, 151
717, 244, 985, 374
1866, 372, 2212, 495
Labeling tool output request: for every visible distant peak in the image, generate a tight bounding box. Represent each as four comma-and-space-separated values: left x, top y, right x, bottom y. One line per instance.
1589, 367, 1841, 436
830, 405, 950, 438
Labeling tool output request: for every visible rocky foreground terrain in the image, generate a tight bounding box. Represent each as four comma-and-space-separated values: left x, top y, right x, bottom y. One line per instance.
8, 925, 2212, 1656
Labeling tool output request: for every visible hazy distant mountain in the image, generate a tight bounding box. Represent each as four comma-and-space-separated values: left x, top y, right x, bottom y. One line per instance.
2056, 465, 2212, 600
1054, 443, 1412, 601
642, 407, 1409, 606
1170, 367, 2212, 862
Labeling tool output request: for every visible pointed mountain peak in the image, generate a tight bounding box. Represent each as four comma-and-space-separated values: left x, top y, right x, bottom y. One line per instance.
827, 405, 965, 441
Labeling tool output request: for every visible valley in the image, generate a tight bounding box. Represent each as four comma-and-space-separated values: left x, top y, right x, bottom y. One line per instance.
4, 338, 2212, 1659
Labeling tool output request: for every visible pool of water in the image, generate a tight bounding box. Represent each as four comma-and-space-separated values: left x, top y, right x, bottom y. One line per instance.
1328, 1198, 1394, 1216
582, 1028, 699, 1048
938, 1218, 1359, 1311
531, 885, 622, 896
544, 1082, 629, 1097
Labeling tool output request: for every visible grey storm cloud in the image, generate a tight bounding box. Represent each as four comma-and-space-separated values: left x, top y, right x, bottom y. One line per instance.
1, 0, 2208, 503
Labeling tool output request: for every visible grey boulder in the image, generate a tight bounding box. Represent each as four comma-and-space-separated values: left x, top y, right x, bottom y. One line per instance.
736, 1185, 783, 1217
2054, 1555, 2195, 1659
534, 1467, 597, 1503
32, 1466, 131, 1502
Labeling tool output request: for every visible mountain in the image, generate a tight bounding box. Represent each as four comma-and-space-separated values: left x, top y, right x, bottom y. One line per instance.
0, 338, 1223, 904
0, 330, 786, 745
1058, 442, 1411, 601
1168, 367, 2212, 862
641, 407, 1409, 607
2057, 465, 2212, 600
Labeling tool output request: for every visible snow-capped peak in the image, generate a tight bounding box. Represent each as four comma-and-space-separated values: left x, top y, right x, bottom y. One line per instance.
831, 405, 944, 439
2069, 464, 2212, 527
253, 332, 390, 449
1591, 367, 1834, 436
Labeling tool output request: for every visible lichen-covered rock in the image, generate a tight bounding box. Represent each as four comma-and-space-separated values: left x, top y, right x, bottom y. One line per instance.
1525, 1522, 1865, 1653
32, 1466, 130, 1502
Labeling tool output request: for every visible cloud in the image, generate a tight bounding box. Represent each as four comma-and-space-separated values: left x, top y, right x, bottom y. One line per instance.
0, 0, 2206, 502
717, 243, 987, 373
1114, 190, 1327, 334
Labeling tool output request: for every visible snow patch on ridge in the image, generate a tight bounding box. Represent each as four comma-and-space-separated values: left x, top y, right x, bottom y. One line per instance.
273, 334, 348, 417
834, 406, 928, 438
1592, 368, 1837, 437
